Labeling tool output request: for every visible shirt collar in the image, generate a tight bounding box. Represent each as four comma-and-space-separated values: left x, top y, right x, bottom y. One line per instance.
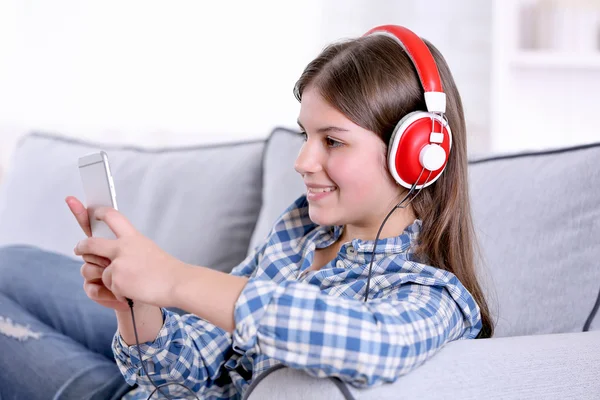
313, 219, 422, 256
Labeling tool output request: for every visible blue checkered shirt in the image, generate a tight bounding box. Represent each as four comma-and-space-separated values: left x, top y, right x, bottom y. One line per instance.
114, 194, 483, 399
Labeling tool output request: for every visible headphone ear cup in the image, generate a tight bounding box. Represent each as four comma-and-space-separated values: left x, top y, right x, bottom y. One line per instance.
387, 111, 452, 189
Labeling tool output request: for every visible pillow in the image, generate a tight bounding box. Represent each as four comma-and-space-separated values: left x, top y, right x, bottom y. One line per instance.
248, 128, 305, 251
469, 143, 600, 336
0, 132, 265, 273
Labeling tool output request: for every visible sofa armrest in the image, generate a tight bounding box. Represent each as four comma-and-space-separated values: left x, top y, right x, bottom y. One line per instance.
244, 331, 600, 400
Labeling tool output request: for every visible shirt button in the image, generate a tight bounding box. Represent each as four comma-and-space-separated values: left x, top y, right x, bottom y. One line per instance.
347, 246, 356, 256
336, 260, 345, 268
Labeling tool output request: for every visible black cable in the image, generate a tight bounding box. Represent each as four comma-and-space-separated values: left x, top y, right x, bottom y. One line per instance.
583, 284, 600, 332
126, 299, 201, 400
124, 169, 435, 398
363, 168, 432, 302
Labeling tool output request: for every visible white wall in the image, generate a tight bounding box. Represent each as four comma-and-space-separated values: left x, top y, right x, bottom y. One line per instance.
0, 1, 321, 156
491, 0, 600, 153
316, 0, 493, 156
0, 0, 493, 181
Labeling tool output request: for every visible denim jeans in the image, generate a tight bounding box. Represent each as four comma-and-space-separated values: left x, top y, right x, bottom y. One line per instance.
0, 245, 133, 400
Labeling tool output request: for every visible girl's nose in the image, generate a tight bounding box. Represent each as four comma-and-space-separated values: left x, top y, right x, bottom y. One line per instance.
294, 140, 323, 176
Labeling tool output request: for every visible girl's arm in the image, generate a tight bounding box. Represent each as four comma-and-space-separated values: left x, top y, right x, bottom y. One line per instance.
173, 273, 481, 388
112, 242, 266, 398
235, 279, 480, 387
112, 308, 237, 398
115, 304, 163, 345
171, 266, 248, 332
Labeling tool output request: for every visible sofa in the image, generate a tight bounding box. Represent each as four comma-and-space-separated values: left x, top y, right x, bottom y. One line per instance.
0, 128, 598, 399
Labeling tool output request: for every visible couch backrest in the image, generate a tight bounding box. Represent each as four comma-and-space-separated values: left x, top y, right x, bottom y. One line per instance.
252, 128, 600, 337
248, 128, 306, 250
2, 129, 598, 337
468, 145, 600, 336
0, 132, 265, 273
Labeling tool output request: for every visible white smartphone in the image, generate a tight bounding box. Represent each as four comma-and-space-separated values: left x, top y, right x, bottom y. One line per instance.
78, 151, 118, 239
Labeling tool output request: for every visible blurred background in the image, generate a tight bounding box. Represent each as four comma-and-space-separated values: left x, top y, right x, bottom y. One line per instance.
0, 0, 599, 183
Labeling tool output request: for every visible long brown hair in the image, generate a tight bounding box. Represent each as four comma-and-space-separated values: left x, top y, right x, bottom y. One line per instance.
294, 34, 494, 338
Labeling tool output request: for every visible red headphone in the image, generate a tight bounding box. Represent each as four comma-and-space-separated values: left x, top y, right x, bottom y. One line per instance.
364, 25, 452, 189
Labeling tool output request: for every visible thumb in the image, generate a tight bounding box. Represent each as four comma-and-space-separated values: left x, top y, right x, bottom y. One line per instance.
102, 266, 126, 302
93, 207, 137, 238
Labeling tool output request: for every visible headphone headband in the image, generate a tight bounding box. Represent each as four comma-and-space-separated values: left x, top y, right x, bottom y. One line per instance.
363, 25, 446, 113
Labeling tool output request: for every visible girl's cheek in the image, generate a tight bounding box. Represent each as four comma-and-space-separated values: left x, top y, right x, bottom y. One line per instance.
326, 156, 356, 184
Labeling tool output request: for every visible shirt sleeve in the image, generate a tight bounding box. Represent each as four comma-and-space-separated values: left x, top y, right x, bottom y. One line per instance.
110, 197, 303, 398
232, 278, 481, 388
230, 193, 310, 279
112, 308, 238, 399
229, 239, 267, 278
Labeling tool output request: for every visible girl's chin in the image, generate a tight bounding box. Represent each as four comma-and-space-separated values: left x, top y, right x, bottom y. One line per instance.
308, 208, 338, 226
307, 191, 341, 225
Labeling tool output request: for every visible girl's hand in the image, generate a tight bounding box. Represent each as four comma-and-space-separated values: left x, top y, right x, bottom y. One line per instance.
73, 207, 187, 308
65, 196, 93, 237
80, 255, 132, 312
66, 196, 130, 311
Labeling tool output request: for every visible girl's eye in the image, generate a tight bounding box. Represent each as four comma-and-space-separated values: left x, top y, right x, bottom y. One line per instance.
299, 132, 343, 148
326, 137, 344, 148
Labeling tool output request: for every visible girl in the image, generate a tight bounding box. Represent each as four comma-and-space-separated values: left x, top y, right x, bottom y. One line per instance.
68, 24, 493, 399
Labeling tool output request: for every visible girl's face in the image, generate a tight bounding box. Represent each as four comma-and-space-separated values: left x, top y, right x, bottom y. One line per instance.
295, 87, 403, 229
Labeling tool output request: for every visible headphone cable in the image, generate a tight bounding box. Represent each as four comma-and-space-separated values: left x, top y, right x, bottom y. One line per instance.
126, 299, 200, 400
126, 171, 433, 397
583, 285, 600, 332
363, 168, 432, 302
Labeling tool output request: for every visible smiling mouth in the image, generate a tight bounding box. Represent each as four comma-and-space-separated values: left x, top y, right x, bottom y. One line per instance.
307, 186, 337, 193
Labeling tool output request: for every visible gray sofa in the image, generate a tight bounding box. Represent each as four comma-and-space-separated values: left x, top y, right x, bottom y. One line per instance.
0, 128, 598, 399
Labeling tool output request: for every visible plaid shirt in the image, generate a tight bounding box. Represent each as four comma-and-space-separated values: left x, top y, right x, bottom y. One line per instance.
114, 195, 483, 399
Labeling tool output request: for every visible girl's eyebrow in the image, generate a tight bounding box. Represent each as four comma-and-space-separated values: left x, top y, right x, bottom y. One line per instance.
297, 119, 350, 134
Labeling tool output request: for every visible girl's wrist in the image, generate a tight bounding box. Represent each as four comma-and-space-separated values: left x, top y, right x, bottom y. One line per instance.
114, 303, 164, 345
168, 264, 248, 332
166, 260, 195, 309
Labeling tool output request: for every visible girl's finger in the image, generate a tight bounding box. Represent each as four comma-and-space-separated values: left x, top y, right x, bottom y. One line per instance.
65, 196, 92, 237
82, 254, 110, 268
80, 262, 104, 282
101, 266, 125, 302
74, 237, 118, 260
94, 207, 137, 238
84, 281, 118, 302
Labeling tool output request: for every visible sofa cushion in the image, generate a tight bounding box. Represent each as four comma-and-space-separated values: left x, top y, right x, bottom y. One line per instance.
469, 143, 600, 337
248, 128, 305, 251
250, 128, 600, 336
246, 331, 600, 400
0, 132, 265, 273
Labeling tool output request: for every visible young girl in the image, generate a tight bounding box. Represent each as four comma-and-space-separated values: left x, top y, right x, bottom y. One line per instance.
67, 24, 493, 399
